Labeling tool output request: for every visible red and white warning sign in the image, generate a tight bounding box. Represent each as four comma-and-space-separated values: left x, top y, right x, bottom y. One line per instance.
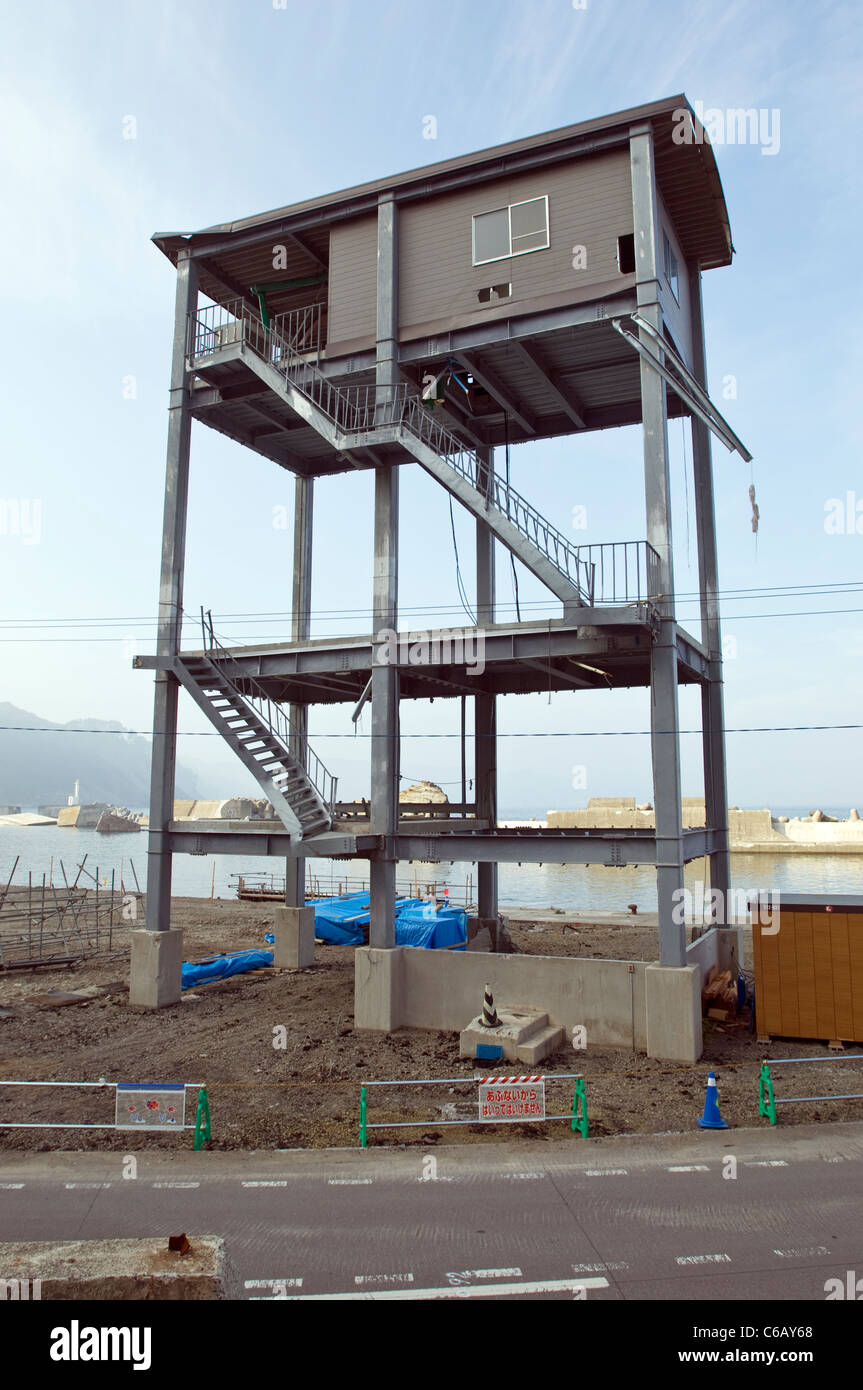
478, 1075, 546, 1123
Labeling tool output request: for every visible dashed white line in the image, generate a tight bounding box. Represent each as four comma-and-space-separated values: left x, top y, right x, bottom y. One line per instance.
667, 1164, 709, 1173
676, 1253, 731, 1266
446, 1267, 522, 1284
281, 1276, 609, 1300
774, 1246, 830, 1259
242, 1180, 288, 1188
64, 1182, 111, 1189
0, 1182, 25, 1189
152, 1181, 200, 1189
245, 1277, 303, 1299
354, 1273, 414, 1286
328, 1178, 373, 1186
502, 1172, 545, 1180
572, 1260, 629, 1274
584, 1169, 628, 1177
743, 1160, 787, 1168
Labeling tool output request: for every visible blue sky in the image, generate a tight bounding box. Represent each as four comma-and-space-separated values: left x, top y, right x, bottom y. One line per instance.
1, 0, 861, 813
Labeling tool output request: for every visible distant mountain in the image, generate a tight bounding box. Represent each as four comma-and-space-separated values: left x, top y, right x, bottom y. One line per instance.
0, 702, 197, 808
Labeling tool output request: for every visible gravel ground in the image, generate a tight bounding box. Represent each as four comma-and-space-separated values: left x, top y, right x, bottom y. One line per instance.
1, 897, 860, 1151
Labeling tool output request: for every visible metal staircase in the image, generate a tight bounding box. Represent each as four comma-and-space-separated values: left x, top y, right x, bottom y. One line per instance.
190, 304, 596, 607
176, 614, 337, 842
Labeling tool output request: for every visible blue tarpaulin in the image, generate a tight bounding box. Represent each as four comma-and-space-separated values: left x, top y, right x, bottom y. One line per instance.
264, 893, 467, 949
182, 949, 273, 990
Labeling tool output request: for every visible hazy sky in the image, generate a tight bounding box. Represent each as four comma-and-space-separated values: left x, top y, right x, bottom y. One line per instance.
1, 0, 861, 813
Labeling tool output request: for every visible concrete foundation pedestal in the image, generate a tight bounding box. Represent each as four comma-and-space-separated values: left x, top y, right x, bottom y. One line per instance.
129, 928, 183, 1008
645, 963, 702, 1062
273, 906, 315, 969
466, 916, 498, 952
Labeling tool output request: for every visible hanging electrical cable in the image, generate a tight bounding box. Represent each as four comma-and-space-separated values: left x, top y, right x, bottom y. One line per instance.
448, 496, 477, 625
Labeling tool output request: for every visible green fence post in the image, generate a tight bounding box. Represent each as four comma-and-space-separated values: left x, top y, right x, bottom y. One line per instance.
758, 1061, 777, 1125
571, 1076, 588, 1138
193, 1085, 212, 1150
360, 1085, 367, 1148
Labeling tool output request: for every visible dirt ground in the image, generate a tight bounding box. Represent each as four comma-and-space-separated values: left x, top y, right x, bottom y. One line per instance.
1, 896, 861, 1152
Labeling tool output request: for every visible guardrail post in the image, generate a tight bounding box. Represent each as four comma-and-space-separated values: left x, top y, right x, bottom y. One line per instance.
571, 1076, 588, 1137
758, 1061, 777, 1125
193, 1085, 212, 1150
360, 1085, 368, 1148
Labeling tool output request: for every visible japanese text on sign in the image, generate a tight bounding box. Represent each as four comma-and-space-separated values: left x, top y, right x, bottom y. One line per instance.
478, 1079, 546, 1122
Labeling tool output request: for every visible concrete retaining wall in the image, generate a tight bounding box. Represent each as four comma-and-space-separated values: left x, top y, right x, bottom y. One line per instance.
356, 947, 649, 1049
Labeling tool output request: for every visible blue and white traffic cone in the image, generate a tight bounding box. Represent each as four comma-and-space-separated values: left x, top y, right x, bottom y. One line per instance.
696, 1071, 728, 1129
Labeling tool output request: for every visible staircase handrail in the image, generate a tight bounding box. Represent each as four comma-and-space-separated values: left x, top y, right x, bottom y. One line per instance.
198, 609, 337, 814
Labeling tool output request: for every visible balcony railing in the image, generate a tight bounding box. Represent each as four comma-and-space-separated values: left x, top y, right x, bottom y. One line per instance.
188, 303, 662, 608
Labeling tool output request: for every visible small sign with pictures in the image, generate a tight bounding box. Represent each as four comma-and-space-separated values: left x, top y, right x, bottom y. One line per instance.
115, 1083, 187, 1130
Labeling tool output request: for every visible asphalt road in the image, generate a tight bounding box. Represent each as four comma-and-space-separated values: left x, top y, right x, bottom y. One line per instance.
1, 1123, 862, 1301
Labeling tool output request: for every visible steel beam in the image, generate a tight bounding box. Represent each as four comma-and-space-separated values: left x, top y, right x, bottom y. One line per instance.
286, 474, 314, 908
475, 444, 498, 920
370, 194, 400, 947
164, 825, 714, 865
631, 123, 685, 967
456, 353, 537, 435
144, 250, 199, 940
512, 341, 586, 428
689, 264, 731, 922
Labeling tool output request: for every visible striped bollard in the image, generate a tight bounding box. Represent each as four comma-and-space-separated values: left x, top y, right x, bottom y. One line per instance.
481, 982, 499, 1028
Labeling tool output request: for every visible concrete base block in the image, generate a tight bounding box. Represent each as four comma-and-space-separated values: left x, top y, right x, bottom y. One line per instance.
273, 906, 315, 969
645, 964, 703, 1062
128, 928, 183, 1009
354, 947, 404, 1031
459, 1007, 560, 1063
0, 1237, 241, 1300
517, 1023, 566, 1065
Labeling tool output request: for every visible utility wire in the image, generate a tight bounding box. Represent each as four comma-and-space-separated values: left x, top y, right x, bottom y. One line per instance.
1, 724, 861, 739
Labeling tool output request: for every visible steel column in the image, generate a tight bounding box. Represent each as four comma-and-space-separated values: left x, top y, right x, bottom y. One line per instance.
370, 194, 400, 946
285, 474, 314, 908
630, 124, 685, 966
689, 264, 731, 923
475, 444, 498, 920
144, 250, 199, 934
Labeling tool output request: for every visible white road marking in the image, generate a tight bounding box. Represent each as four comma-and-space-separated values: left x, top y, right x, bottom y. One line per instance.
446, 1267, 522, 1284
244, 1273, 304, 1295
152, 1181, 200, 1189
773, 1246, 830, 1259
676, 1253, 731, 1265
328, 1178, 373, 1186
571, 1260, 629, 1274
502, 1172, 545, 1180
667, 1164, 709, 1172
64, 1182, 111, 1189
584, 1169, 628, 1177
242, 1180, 288, 1187
282, 1276, 609, 1300
743, 1160, 787, 1168
354, 1273, 414, 1286
0, 1182, 25, 1189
